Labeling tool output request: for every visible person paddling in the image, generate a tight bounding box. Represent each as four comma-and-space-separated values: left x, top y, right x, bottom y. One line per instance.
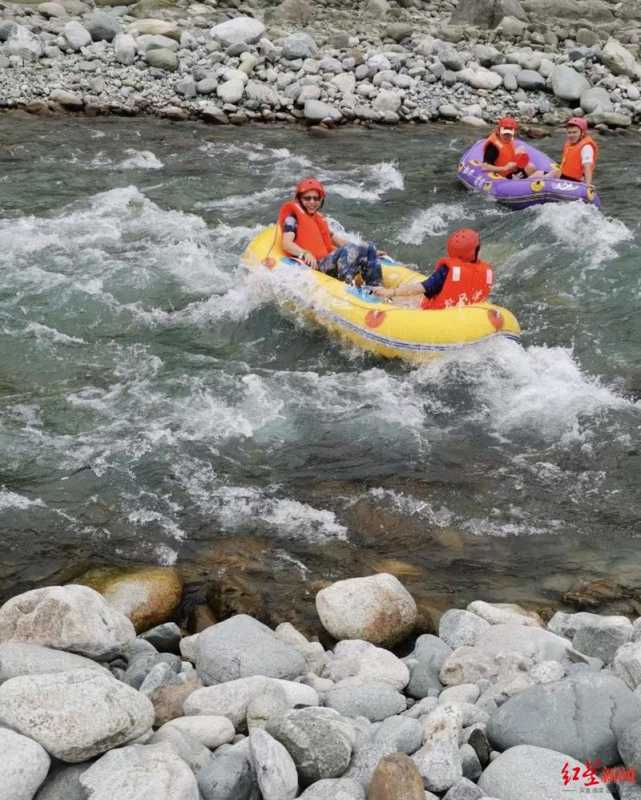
373, 229, 493, 309
481, 117, 537, 179
278, 178, 383, 286
546, 117, 598, 188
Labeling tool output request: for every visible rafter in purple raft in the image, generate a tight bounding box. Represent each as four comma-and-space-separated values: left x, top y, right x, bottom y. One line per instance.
457, 139, 601, 210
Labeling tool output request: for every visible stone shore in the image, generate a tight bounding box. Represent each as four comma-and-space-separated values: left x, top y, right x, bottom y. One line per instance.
3, 572, 641, 799
2, 0, 641, 130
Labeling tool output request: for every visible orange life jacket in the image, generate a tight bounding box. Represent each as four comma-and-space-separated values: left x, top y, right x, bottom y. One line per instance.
420, 256, 493, 310
277, 201, 334, 261
560, 135, 598, 182
484, 132, 517, 168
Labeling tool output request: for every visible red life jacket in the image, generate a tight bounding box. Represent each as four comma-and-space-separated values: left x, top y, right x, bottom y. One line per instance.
277, 201, 334, 261
484, 132, 517, 168
560, 135, 598, 182
420, 256, 493, 310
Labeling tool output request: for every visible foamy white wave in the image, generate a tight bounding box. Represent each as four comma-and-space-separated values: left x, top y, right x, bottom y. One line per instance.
275, 549, 310, 576
127, 508, 186, 540
0, 187, 209, 267
118, 149, 163, 170
155, 544, 178, 565
525, 201, 633, 269
423, 338, 636, 443
329, 162, 404, 202
400, 202, 472, 245
215, 485, 348, 543
462, 515, 562, 537
0, 489, 45, 510
201, 141, 312, 169
200, 185, 285, 212
24, 323, 86, 345
367, 488, 454, 525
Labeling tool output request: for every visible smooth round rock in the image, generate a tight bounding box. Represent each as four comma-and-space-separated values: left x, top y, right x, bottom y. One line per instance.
316, 574, 417, 647
0, 728, 50, 800
0, 669, 154, 762
0, 585, 135, 660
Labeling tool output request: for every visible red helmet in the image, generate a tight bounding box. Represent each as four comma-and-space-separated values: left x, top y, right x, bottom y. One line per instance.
295, 177, 326, 198
447, 228, 481, 262
566, 116, 588, 133
498, 117, 518, 130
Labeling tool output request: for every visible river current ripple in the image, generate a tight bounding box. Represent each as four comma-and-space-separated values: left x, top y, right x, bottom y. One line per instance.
1, 114, 640, 619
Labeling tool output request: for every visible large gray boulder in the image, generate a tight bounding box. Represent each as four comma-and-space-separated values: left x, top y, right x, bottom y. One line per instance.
413, 704, 463, 793
613, 642, 641, 688
617, 717, 641, 777
439, 610, 490, 649
324, 640, 409, 690
0, 728, 50, 800
451, 0, 528, 27
158, 716, 235, 749
249, 728, 298, 800
197, 741, 257, 800
80, 742, 199, 800
196, 615, 305, 685
0, 642, 108, 682
325, 683, 406, 721
459, 67, 503, 90
580, 87, 614, 114
149, 726, 213, 776
406, 634, 452, 697
33, 764, 87, 800
298, 778, 365, 799
245, 80, 279, 106
86, 11, 121, 42
517, 69, 545, 89
304, 100, 341, 123
63, 20, 91, 50
210, 16, 265, 47
550, 65, 590, 102
572, 615, 632, 663
344, 715, 423, 786
266, 706, 354, 785
600, 37, 640, 79
316, 574, 416, 647
478, 745, 614, 800
217, 79, 245, 104
487, 672, 641, 765
281, 32, 317, 59
6, 25, 43, 59
113, 33, 136, 65
0, 585, 135, 660
145, 48, 178, 71
475, 623, 575, 663
184, 675, 318, 729
0, 669, 154, 762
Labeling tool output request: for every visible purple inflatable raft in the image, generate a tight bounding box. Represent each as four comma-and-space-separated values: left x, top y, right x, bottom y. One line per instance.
457, 139, 601, 210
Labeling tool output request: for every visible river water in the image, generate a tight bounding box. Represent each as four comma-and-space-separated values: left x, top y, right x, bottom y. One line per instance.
1, 112, 640, 627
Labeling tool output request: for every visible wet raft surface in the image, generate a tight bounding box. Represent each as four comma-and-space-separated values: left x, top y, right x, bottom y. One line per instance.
1, 113, 640, 626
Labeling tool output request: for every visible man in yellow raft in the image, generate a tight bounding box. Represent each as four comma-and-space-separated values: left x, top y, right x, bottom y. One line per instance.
373, 228, 493, 309
278, 177, 383, 286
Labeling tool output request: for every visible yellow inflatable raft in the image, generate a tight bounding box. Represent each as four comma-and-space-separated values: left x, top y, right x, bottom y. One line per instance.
243, 226, 521, 363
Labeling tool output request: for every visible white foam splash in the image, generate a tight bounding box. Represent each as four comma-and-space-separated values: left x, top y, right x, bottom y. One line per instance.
24, 323, 86, 345
400, 202, 472, 245
0, 489, 45, 510
525, 201, 633, 269
367, 487, 454, 525
418, 338, 637, 444
329, 161, 404, 202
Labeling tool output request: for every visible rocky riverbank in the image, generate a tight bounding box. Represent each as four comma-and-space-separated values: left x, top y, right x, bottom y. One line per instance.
2, 0, 641, 129
3, 573, 641, 799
